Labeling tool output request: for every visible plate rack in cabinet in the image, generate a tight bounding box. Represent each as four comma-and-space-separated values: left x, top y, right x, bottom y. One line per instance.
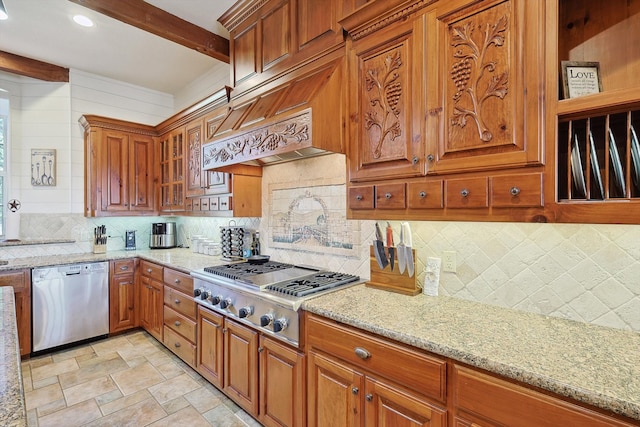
548, 0, 640, 223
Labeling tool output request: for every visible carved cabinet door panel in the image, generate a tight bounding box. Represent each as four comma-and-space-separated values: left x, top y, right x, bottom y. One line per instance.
186, 119, 205, 198
348, 17, 426, 182
424, 0, 544, 174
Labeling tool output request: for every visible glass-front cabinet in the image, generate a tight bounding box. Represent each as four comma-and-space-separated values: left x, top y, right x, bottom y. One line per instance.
159, 128, 185, 213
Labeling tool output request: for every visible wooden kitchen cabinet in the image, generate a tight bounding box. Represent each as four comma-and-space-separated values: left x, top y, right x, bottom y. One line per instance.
546, 0, 640, 223
197, 305, 225, 389
138, 261, 164, 342
452, 364, 639, 427
345, 7, 426, 183
109, 259, 136, 333
342, 0, 547, 222
423, 0, 544, 174
306, 313, 447, 427
220, 0, 350, 92
162, 268, 197, 367
158, 128, 185, 213
224, 317, 260, 416
81, 115, 156, 217
0, 270, 31, 356
259, 335, 305, 427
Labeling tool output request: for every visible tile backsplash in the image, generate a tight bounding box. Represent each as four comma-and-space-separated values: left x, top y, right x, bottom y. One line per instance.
4, 154, 639, 334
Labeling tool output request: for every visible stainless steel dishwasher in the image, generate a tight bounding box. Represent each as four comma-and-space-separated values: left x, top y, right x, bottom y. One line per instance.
32, 261, 109, 353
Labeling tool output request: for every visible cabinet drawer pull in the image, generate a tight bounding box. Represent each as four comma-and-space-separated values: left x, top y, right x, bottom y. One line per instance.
355, 195, 363, 201
385, 193, 392, 199
460, 188, 470, 197
510, 186, 521, 196
119, 266, 129, 271
174, 321, 181, 327
366, 394, 373, 402
419, 191, 426, 198
352, 387, 359, 395
146, 268, 152, 273
174, 342, 181, 348
174, 299, 181, 304
354, 347, 371, 360
174, 278, 181, 284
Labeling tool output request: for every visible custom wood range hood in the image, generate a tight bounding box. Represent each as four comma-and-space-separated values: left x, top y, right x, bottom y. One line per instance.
201, 53, 346, 170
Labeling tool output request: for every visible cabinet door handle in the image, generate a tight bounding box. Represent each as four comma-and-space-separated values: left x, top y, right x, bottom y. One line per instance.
510, 186, 521, 196
258, 347, 264, 353
460, 188, 470, 197
412, 156, 419, 165
352, 387, 359, 395
366, 394, 373, 402
427, 154, 434, 162
354, 347, 371, 360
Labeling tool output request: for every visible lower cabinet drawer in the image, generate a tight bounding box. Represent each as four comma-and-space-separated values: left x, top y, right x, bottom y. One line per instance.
163, 326, 196, 367
164, 286, 196, 318
307, 314, 446, 403
164, 306, 197, 342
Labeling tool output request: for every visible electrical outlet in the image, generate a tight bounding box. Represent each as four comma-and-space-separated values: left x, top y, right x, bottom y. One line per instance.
442, 251, 456, 272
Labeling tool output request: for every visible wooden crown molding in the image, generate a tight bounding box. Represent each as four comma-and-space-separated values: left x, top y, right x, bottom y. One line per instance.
69, 0, 230, 63
0, 50, 70, 82
218, 0, 269, 33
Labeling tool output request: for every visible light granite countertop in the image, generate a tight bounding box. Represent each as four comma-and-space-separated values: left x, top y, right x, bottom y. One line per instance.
2, 249, 639, 424
0, 286, 27, 427
302, 284, 640, 422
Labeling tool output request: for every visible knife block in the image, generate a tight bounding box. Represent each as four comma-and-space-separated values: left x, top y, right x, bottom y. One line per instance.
366, 246, 420, 295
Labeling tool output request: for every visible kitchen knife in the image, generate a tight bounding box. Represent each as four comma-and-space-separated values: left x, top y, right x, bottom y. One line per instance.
386, 222, 395, 271
373, 222, 389, 270
397, 224, 406, 274
403, 222, 415, 278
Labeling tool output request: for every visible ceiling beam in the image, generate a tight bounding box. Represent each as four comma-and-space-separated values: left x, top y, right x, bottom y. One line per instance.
0, 51, 70, 82
69, 0, 230, 63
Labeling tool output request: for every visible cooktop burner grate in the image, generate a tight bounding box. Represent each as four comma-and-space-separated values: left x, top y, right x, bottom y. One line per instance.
266, 272, 360, 297
203, 261, 293, 280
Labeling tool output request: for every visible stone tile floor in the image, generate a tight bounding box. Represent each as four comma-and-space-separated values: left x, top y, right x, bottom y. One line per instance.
21, 330, 261, 427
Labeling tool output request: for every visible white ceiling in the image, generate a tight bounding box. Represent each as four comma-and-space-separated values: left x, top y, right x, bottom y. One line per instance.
0, 0, 236, 95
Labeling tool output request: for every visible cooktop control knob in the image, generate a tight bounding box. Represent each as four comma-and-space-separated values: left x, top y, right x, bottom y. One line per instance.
193, 287, 203, 297
200, 290, 211, 301
220, 297, 233, 309
238, 306, 253, 318
260, 313, 274, 327
273, 318, 288, 333
211, 295, 222, 305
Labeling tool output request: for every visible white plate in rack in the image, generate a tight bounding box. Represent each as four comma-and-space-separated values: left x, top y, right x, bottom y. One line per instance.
571, 133, 586, 197
608, 129, 626, 196
589, 131, 604, 199
630, 125, 640, 189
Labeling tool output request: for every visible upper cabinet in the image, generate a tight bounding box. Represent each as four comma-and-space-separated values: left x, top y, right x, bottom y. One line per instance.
424, 0, 544, 174
81, 116, 157, 217
220, 0, 361, 92
158, 127, 185, 213
342, 0, 547, 222
547, 0, 640, 224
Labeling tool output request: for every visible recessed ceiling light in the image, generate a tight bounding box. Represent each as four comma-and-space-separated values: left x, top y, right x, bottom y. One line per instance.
73, 15, 94, 27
